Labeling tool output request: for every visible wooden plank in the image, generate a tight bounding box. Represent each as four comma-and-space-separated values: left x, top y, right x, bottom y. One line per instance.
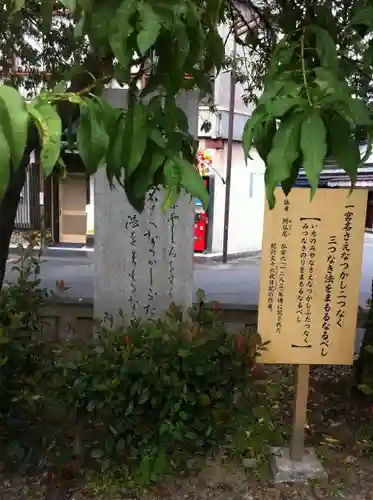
290, 364, 310, 461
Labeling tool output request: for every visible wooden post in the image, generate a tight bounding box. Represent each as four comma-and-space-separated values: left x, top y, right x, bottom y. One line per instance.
290, 364, 310, 461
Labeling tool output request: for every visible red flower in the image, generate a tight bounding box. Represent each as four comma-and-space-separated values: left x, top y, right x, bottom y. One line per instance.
210, 301, 220, 313
251, 364, 266, 379
124, 335, 131, 346
235, 334, 246, 354
56, 279, 65, 292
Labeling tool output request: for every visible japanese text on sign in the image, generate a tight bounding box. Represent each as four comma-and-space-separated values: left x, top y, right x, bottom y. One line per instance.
258, 188, 367, 365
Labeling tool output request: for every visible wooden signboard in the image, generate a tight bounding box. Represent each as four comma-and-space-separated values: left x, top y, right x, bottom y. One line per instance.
258, 187, 367, 366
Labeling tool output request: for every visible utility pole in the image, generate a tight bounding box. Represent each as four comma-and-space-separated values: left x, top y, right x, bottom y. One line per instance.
222, 37, 236, 264
40, 35, 47, 253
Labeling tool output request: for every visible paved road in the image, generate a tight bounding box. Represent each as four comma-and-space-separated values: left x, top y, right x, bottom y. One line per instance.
5, 233, 373, 307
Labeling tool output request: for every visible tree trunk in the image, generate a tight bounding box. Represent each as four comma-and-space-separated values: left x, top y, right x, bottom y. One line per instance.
0, 154, 29, 289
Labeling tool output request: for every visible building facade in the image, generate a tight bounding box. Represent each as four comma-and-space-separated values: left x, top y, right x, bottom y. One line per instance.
14, 24, 267, 256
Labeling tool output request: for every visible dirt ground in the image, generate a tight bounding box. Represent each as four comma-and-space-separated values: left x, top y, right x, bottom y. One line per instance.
2, 366, 373, 499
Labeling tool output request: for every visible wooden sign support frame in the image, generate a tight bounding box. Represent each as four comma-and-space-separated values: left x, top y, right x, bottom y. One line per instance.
290, 364, 310, 461
257, 188, 368, 479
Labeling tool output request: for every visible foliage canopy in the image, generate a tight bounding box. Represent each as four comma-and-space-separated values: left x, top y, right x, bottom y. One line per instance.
1, 0, 373, 210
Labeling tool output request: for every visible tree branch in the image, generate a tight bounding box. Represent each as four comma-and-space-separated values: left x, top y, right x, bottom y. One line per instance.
55, 52, 114, 132
0, 52, 114, 290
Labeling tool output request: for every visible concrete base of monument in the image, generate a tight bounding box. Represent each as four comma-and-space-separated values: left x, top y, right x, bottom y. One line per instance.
270, 447, 327, 484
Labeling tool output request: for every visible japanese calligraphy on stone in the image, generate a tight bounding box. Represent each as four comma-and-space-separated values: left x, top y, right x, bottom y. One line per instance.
144, 189, 159, 318
126, 213, 139, 319
258, 188, 367, 366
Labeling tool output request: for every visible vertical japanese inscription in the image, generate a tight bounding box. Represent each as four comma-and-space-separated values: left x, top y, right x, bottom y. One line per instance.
168, 206, 179, 299
126, 213, 139, 319
274, 202, 291, 334
322, 235, 337, 357
336, 205, 354, 328
276, 243, 288, 334
296, 223, 307, 323
304, 222, 318, 346
292, 218, 320, 349
144, 189, 159, 318
259, 188, 367, 365
268, 199, 291, 333
268, 243, 277, 312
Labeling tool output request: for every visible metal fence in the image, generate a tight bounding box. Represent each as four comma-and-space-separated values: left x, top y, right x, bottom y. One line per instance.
14, 163, 41, 230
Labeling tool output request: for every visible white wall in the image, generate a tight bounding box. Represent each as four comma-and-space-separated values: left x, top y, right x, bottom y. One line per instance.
200, 140, 265, 254
86, 176, 95, 235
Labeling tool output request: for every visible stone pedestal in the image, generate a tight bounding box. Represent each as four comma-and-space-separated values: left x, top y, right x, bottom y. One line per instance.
270, 447, 327, 484
94, 90, 198, 325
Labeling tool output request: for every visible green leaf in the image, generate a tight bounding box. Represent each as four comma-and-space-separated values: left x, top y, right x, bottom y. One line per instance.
91, 449, 104, 460
163, 158, 181, 186
314, 67, 350, 101
266, 41, 296, 80
11, 0, 25, 12
197, 288, 206, 302
347, 98, 372, 126
309, 25, 338, 72
28, 101, 62, 176
0, 86, 28, 170
137, 4, 161, 56
265, 97, 305, 118
162, 186, 181, 212
77, 101, 109, 175
162, 159, 181, 211
175, 107, 189, 132
74, 15, 86, 39
242, 107, 267, 161
60, 0, 76, 11
149, 128, 167, 149
184, 3, 205, 67
281, 158, 302, 196
124, 103, 148, 178
260, 79, 300, 105
265, 114, 303, 208
206, 28, 225, 73
206, 0, 223, 22
358, 384, 373, 396
109, 0, 135, 67
351, 7, 373, 27
364, 344, 373, 355
132, 149, 165, 197
40, 0, 54, 32
167, 131, 184, 153
106, 115, 125, 187
325, 113, 360, 185
300, 110, 327, 198
131, 172, 147, 200
253, 119, 276, 163
126, 182, 146, 212
116, 439, 126, 453
130, 150, 162, 201
0, 124, 11, 201
176, 157, 209, 210
174, 21, 191, 68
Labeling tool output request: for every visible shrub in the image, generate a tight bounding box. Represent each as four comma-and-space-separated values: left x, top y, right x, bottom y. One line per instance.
355, 279, 373, 398
0, 244, 50, 423
47, 305, 266, 483
0, 246, 273, 485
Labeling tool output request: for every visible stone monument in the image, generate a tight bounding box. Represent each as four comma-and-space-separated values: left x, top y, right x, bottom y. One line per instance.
94, 89, 198, 326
